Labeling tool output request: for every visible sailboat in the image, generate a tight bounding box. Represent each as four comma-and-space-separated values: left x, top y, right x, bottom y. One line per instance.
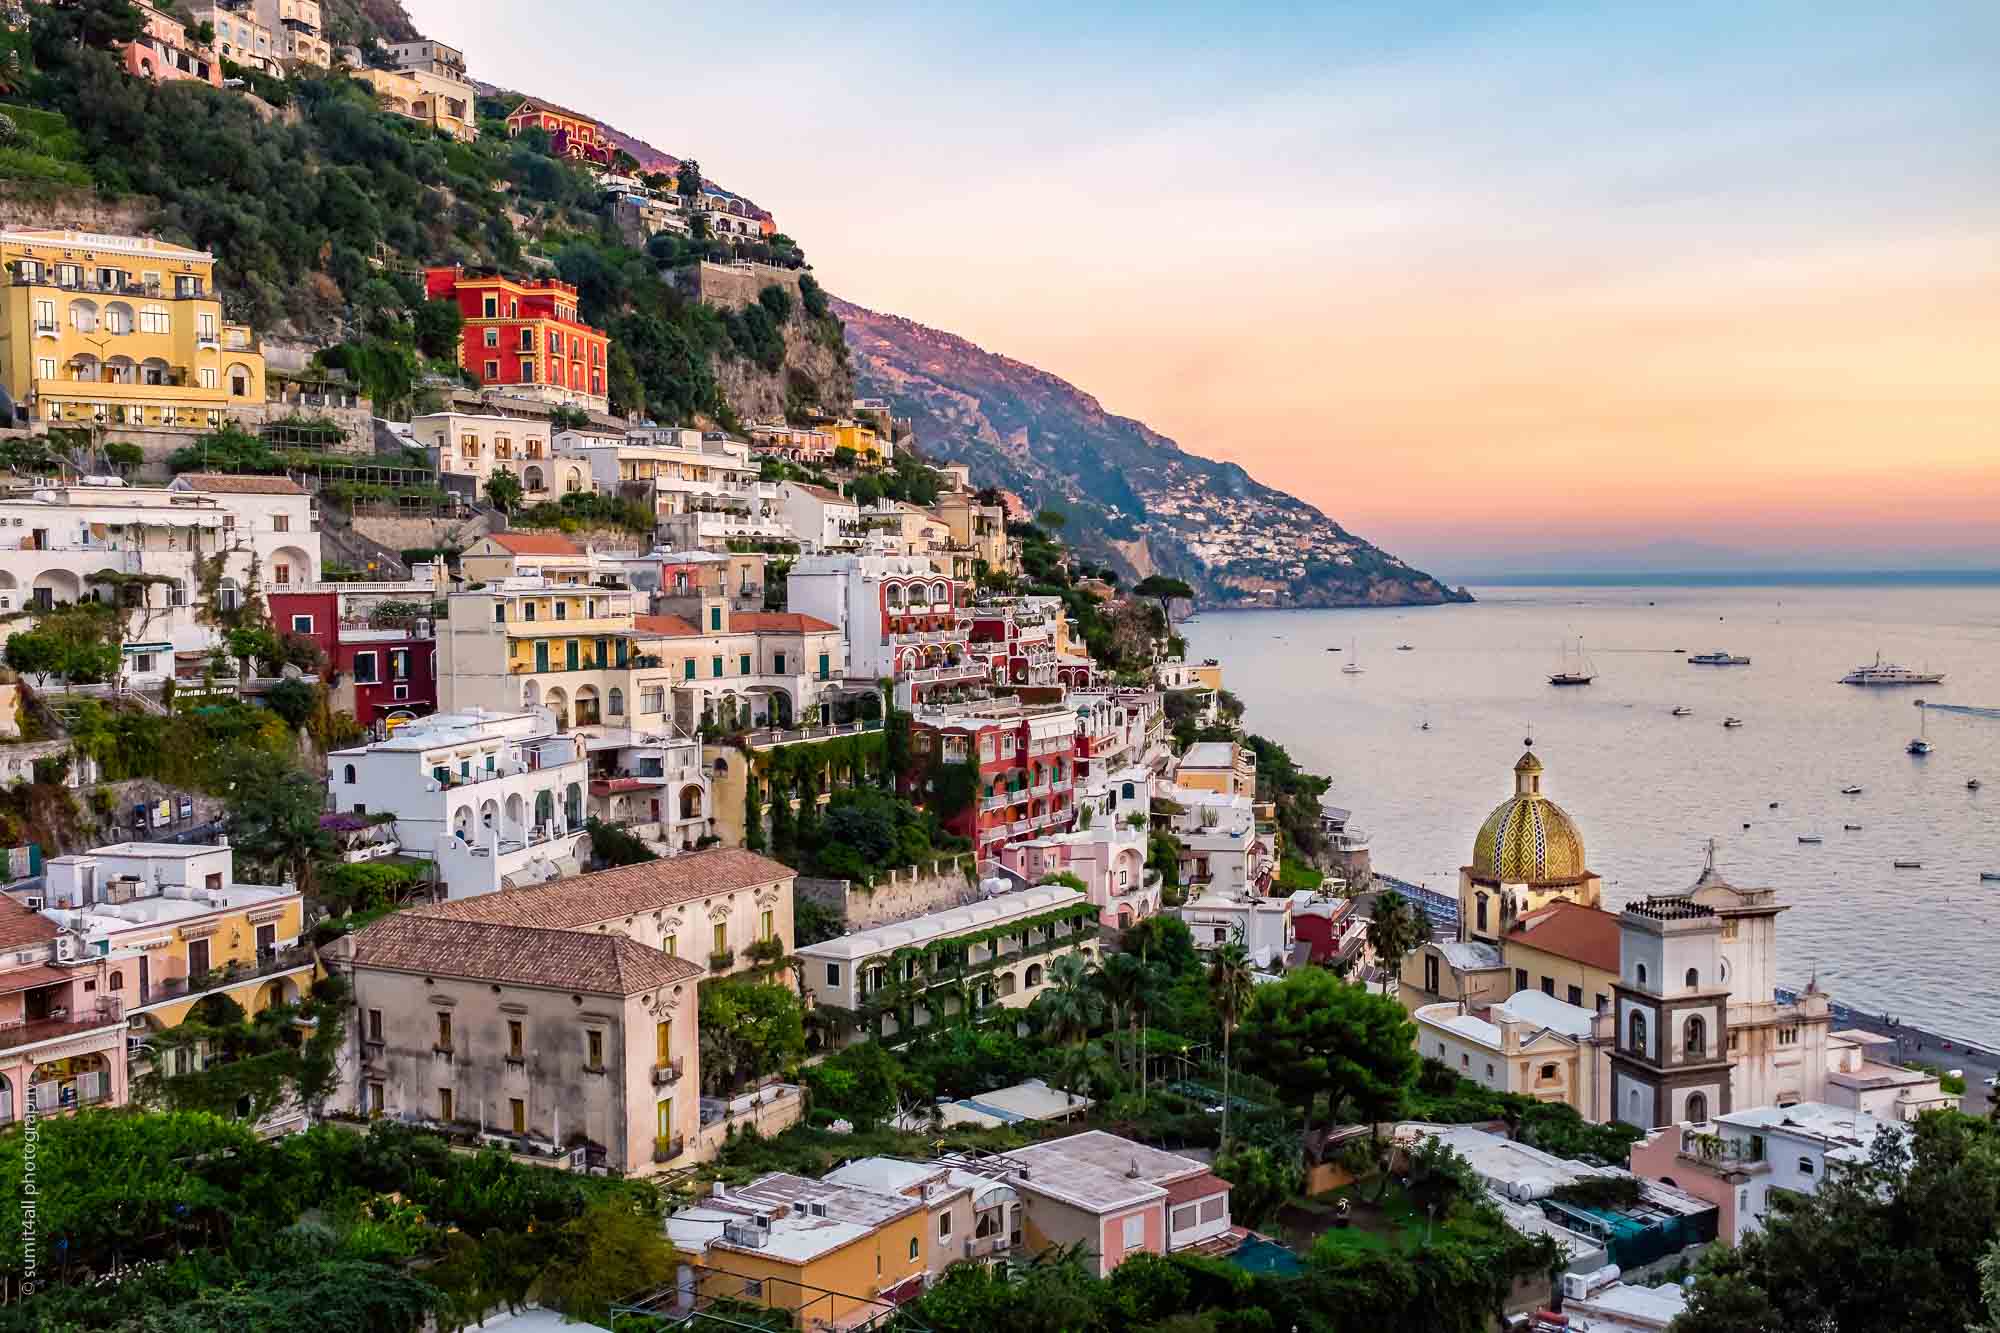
1907, 707, 1933, 756
1341, 638, 1363, 674
1548, 637, 1595, 686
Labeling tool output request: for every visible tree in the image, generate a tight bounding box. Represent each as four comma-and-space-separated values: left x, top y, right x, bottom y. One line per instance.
1035, 507, 1067, 530
412, 296, 463, 361
1678, 1112, 2000, 1333
484, 466, 523, 515
697, 980, 806, 1094
1364, 889, 1425, 998
1031, 951, 1105, 1093
1238, 966, 1418, 1137
1214, 1144, 1298, 1230
1132, 575, 1196, 628
226, 623, 282, 681
584, 816, 658, 868
1094, 950, 1149, 1084
675, 157, 702, 207
1207, 940, 1254, 1156
536, 1197, 677, 1321
222, 746, 333, 894
5, 601, 122, 688
743, 781, 765, 852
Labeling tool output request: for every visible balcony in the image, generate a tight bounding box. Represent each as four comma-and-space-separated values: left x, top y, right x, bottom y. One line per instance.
652, 1057, 685, 1087
0, 999, 125, 1056
708, 949, 736, 973
131, 944, 314, 1010
652, 1134, 685, 1164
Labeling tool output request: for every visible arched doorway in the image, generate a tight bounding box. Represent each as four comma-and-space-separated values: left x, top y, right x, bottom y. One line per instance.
679, 785, 703, 821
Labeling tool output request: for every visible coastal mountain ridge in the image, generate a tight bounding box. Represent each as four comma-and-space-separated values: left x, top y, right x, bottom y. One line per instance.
834, 300, 1468, 609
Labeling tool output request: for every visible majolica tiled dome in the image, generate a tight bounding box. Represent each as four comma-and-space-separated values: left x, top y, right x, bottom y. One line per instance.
1471, 751, 1588, 883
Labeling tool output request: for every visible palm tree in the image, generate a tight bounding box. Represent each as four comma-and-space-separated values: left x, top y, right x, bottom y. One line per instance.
1365, 889, 1426, 997
1033, 952, 1104, 1095
1094, 951, 1147, 1080
1207, 941, 1254, 1156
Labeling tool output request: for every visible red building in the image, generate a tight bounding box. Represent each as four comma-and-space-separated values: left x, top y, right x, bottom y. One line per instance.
911, 701, 1079, 862
424, 266, 611, 412
269, 587, 437, 725
504, 98, 611, 163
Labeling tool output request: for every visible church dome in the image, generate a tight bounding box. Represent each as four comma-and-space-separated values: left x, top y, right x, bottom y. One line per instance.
1470, 750, 1589, 884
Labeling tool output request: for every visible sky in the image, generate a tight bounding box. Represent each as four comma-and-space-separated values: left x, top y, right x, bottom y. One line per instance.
407, 0, 2000, 578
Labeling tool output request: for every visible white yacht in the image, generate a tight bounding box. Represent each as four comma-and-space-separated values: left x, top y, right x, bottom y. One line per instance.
1840, 653, 1944, 686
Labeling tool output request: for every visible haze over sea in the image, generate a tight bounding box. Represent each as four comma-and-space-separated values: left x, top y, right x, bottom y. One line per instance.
1185, 578, 2000, 1040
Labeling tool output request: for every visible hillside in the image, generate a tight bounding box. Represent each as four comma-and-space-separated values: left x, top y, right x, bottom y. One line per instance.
835, 302, 1469, 608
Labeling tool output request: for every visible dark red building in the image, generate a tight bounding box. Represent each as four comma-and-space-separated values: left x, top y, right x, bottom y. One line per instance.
423, 266, 611, 412
910, 701, 1080, 862
269, 588, 437, 725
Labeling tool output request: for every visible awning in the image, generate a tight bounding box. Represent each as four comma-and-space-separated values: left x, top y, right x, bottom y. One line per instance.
122, 642, 172, 654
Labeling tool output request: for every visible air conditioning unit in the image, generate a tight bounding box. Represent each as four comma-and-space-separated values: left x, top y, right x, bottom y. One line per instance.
54, 935, 75, 961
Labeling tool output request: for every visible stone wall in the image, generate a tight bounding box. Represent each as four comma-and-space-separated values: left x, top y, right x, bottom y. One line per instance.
678, 260, 803, 312
688, 1082, 804, 1166
350, 511, 497, 556
796, 855, 979, 933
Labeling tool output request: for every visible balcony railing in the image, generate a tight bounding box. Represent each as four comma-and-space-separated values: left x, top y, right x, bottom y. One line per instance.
0, 998, 125, 1054
134, 945, 313, 1008
708, 949, 736, 973
652, 1057, 685, 1087
653, 1134, 685, 1164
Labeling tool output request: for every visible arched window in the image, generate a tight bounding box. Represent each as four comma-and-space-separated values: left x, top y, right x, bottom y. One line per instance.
1540, 1063, 1558, 1081
885, 584, 903, 608
1686, 1091, 1709, 1124
608, 687, 624, 717
1475, 892, 1488, 932
1684, 1014, 1706, 1057
1798, 1156, 1815, 1176
1686, 967, 1699, 988
343, 764, 356, 784
1628, 1009, 1648, 1053
109, 970, 124, 992
1636, 962, 1649, 986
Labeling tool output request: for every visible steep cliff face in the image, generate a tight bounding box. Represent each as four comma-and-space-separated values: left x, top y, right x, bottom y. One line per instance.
836, 300, 1468, 609
687, 266, 853, 428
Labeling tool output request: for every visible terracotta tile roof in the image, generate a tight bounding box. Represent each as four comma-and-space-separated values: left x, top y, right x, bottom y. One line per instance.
487, 531, 583, 556
0, 962, 70, 996
1504, 900, 1619, 974
0, 896, 57, 953
349, 912, 700, 994
175, 473, 307, 495
508, 96, 601, 128
415, 848, 795, 932
730, 611, 837, 634
791, 483, 849, 504
634, 613, 701, 637
1163, 1170, 1231, 1205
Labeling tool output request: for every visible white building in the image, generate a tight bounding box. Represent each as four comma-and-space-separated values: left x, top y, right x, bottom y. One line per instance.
413, 412, 566, 500
794, 884, 1099, 1046
1676, 1101, 1900, 1244
578, 725, 712, 851
327, 708, 590, 899
558, 430, 760, 522
195, 3, 276, 71
775, 480, 861, 551
1414, 988, 1603, 1110
788, 553, 975, 689
1178, 888, 1299, 970
1821, 1028, 1958, 1121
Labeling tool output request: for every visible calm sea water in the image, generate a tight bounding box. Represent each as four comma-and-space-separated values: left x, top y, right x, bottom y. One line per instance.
1184, 582, 2000, 1040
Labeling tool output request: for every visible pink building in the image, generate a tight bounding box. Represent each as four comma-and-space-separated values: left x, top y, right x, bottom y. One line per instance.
988, 1131, 1237, 1275
996, 827, 1160, 930
0, 897, 126, 1124
124, 2, 223, 86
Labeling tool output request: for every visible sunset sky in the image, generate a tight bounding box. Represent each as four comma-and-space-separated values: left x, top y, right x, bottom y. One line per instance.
408, 0, 2000, 576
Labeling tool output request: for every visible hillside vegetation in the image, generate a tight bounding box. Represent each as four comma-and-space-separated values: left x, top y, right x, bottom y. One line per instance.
3, 1, 843, 426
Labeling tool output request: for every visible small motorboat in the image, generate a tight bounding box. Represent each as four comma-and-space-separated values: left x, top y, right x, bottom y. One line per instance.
1840, 785, 1862, 795
1970, 779, 1983, 791
1798, 836, 1822, 844
1768, 801, 1779, 809
1671, 706, 1692, 717
1741, 822, 1751, 830
1982, 872, 2000, 883
1420, 721, 1430, 731
1396, 643, 1414, 651
1325, 647, 1340, 652
1723, 717, 1744, 728
1907, 739, 1934, 756
1843, 823, 1863, 831
1893, 860, 1923, 869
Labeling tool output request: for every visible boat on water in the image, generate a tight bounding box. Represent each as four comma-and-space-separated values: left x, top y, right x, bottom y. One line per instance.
1840, 784, 1862, 795
1396, 644, 1414, 652
1840, 653, 1945, 686
1690, 650, 1751, 666
1723, 717, 1744, 728
1907, 709, 1934, 756
1341, 639, 1363, 674
1894, 860, 1922, 869
1970, 779, 1983, 791
1548, 637, 1596, 686
1768, 802, 1779, 809
1844, 823, 1863, 830
1798, 836, 1822, 844
1671, 706, 1693, 717
1983, 872, 2000, 883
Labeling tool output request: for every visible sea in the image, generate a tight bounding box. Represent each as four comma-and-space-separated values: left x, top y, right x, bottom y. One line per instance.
1183, 577, 2000, 1042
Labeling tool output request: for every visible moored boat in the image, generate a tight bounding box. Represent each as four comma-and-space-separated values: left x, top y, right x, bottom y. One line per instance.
1690, 650, 1751, 665
1894, 859, 1922, 869
1840, 653, 1945, 686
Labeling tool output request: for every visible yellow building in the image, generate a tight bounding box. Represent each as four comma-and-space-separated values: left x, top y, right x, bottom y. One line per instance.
41, 843, 313, 1090
829, 420, 886, 464
668, 1173, 930, 1325
0, 229, 265, 428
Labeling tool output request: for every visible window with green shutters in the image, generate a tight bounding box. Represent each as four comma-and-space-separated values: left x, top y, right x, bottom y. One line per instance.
818, 653, 830, 680
566, 640, 579, 671
535, 641, 549, 672
710, 606, 722, 631
774, 653, 787, 674
616, 639, 628, 667
712, 656, 723, 678
596, 638, 609, 668
684, 659, 695, 681
739, 653, 751, 675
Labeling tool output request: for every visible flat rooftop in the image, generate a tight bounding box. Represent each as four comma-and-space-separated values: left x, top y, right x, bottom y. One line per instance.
794, 884, 1086, 962
1714, 1101, 1896, 1160
992, 1130, 1207, 1214
53, 881, 295, 935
